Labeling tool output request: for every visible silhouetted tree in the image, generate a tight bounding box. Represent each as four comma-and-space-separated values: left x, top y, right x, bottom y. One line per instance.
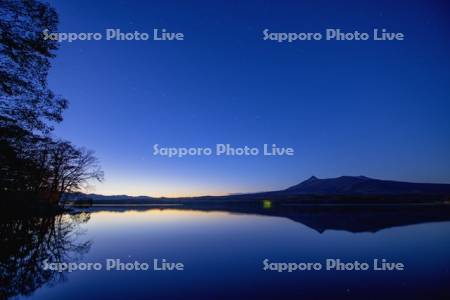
0, 0, 67, 133
46, 140, 104, 203
0, 0, 103, 207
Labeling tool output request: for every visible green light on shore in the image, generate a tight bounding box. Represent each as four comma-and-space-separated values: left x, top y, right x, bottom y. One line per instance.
263, 200, 272, 209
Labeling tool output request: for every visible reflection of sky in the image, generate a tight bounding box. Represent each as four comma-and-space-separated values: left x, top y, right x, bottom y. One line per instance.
28, 209, 450, 300
47, 0, 450, 196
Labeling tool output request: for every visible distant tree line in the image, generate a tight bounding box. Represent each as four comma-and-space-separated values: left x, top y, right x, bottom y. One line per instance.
0, 0, 103, 207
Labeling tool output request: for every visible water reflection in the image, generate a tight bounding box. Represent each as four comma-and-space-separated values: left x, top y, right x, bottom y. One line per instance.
86, 204, 450, 233
0, 213, 91, 299
1, 207, 450, 300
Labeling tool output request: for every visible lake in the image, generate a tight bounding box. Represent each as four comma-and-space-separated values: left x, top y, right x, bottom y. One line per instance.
2, 207, 450, 300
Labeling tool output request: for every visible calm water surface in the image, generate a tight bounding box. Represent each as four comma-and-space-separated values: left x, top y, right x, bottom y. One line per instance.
3, 208, 450, 300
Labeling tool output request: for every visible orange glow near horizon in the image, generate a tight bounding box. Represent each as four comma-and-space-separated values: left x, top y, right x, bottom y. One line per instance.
81, 179, 261, 198
78, 167, 286, 198
84, 186, 232, 198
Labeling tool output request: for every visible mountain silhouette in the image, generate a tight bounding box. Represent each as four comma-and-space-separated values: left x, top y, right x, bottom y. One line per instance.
65, 176, 450, 205
285, 176, 450, 195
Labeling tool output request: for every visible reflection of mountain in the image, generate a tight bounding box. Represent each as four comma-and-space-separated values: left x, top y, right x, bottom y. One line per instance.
205, 205, 450, 233
270, 206, 450, 233
84, 204, 450, 234
0, 213, 91, 299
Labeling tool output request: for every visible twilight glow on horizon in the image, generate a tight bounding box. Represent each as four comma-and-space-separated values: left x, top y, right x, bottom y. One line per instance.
47, 0, 450, 197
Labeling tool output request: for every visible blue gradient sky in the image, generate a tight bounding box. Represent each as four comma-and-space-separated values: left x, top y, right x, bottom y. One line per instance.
47, 0, 450, 196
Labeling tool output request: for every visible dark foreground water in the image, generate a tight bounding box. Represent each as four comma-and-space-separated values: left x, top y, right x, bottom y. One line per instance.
2, 207, 450, 300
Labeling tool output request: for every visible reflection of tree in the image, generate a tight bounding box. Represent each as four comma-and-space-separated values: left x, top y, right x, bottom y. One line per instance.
0, 213, 92, 299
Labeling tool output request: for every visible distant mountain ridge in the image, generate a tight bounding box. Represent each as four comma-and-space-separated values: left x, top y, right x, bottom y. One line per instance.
63, 192, 155, 201
64, 176, 450, 203
285, 176, 450, 195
